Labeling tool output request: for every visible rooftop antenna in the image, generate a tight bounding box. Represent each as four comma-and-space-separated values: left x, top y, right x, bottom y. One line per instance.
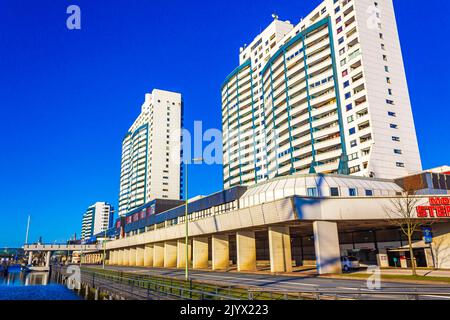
25, 215, 31, 245
272, 13, 279, 21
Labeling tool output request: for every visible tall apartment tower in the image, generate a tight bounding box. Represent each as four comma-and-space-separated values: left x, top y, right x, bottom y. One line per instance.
118, 89, 182, 216
81, 202, 114, 241
222, 0, 422, 189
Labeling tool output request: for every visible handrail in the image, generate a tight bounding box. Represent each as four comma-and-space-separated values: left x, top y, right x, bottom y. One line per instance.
54, 266, 450, 301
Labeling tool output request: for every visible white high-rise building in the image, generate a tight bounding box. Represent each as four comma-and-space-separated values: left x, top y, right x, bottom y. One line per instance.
222, 0, 422, 189
118, 89, 182, 216
81, 202, 114, 241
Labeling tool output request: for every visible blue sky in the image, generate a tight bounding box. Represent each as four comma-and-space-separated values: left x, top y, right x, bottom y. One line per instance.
0, 0, 449, 247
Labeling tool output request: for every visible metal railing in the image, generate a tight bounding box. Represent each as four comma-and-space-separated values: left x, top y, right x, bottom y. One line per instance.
53, 266, 450, 301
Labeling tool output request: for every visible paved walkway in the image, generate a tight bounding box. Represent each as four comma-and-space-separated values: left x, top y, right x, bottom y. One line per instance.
85, 265, 450, 300
352, 268, 450, 278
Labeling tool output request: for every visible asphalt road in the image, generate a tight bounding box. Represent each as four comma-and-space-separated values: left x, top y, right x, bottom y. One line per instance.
90, 265, 450, 300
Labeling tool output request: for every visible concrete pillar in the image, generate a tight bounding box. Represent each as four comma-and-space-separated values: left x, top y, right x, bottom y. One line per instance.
28, 252, 33, 265
164, 241, 177, 268
45, 251, 51, 268
136, 246, 145, 267
313, 221, 342, 274
432, 222, 450, 269
129, 247, 137, 266
176, 239, 192, 269
123, 248, 129, 266
193, 237, 209, 269
153, 243, 164, 267
212, 234, 229, 270
236, 231, 257, 272
117, 249, 124, 266
110, 251, 116, 265
144, 245, 154, 267
268, 226, 293, 273
115, 250, 120, 265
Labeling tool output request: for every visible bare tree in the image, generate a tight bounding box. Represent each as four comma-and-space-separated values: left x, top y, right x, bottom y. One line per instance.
384, 190, 426, 276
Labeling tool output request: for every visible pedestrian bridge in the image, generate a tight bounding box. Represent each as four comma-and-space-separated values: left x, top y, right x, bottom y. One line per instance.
23, 244, 101, 252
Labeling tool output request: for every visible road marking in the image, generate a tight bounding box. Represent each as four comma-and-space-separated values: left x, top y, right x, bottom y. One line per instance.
189, 273, 319, 287
422, 295, 450, 299
336, 287, 359, 291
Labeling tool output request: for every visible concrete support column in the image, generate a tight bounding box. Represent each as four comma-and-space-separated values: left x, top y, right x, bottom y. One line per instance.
193, 237, 209, 269
28, 252, 33, 265
45, 251, 51, 268
268, 226, 293, 273
212, 234, 229, 270
236, 231, 256, 272
176, 239, 192, 269
108, 251, 113, 265
136, 246, 145, 267
144, 245, 154, 267
129, 247, 137, 266
123, 248, 129, 266
164, 241, 177, 268
153, 243, 164, 267
117, 249, 124, 266
112, 250, 119, 266
313, 221, 342, 274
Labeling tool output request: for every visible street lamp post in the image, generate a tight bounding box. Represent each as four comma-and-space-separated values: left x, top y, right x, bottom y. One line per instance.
102, 229, 107, 270
185, 157, 203, 281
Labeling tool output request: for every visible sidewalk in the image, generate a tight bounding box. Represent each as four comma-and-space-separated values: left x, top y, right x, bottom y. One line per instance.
357, 268, 450, 278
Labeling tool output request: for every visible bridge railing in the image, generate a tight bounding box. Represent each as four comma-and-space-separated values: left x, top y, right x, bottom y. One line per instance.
23, 244, 102, 251
54, 266, 450, 301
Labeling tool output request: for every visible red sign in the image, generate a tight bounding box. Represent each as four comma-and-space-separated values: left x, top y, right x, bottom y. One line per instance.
416, 197, 450, 218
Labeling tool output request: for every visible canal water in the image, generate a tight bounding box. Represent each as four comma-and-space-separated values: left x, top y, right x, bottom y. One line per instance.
0, 266, 81, 300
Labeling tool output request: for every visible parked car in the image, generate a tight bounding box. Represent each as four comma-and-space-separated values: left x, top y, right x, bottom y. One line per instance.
341, 256, 360, 272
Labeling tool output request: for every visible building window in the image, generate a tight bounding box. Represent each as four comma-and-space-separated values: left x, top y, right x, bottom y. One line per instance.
349, 128, 356, 135
349, 188, 357, 197
392, 136, 400, 142
330, 187, 340, 197
346, 103, 353, 111
390, 123, 398, 129
350, 140, 357, 147
307, 187, 318, 197
365, 189, 374, 196
344, 80, 350, 88
388, 111, 396, 117
394, 149, 402, 155
396, 162, 405, 168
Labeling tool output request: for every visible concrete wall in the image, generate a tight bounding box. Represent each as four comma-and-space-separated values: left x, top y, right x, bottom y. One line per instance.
432, 222, 450, 269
